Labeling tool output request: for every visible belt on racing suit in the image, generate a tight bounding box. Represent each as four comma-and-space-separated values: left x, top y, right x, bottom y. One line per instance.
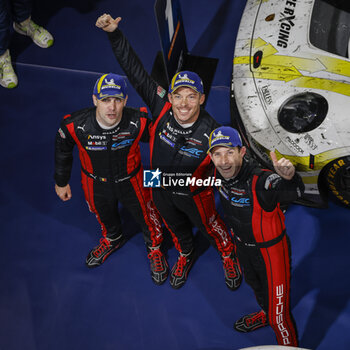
81, 163, 141, 184
233, 229, 286, 248
159, 184, 207, 197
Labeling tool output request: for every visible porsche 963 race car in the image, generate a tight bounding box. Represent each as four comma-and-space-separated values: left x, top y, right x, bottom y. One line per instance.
231, 0, 350, 208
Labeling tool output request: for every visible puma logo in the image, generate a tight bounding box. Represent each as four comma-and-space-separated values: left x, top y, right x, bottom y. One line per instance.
77, 125, 86, 132
130, 121, 139, 128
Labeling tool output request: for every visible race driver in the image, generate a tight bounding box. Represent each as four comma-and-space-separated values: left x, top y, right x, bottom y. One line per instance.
54, 73, 168, 285
95, 14, 242, 290
208, 126, 305, 347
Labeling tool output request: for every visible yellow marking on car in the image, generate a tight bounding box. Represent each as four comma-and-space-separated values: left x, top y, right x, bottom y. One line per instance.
299, 175, 319, 185
251, 137, 344, 172
251, 39, 326, 73
252, 38, 350, 77
234, 56, 250, 65
254, 65, 302, 82
264, 55, 326, 74
320, 56, 350, 77
252, 0, 269, 4
292, 77, 350, 97
273, 149, 343, 172
252, 38, 277, 56
233, 38, 350, 96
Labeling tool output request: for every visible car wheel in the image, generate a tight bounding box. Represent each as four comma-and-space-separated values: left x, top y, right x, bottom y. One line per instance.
324, 156, 350, 207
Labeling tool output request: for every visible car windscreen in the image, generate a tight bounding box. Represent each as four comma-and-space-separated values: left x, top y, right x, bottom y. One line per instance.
310, 0, 350, 58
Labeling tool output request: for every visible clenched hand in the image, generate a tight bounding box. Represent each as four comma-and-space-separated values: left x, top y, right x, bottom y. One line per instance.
270, 151, 295, 180
96, 14, 122, 32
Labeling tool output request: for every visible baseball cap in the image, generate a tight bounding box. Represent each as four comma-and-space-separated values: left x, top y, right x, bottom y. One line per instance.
93, 73, 127, 100
168, 71, 204, 94
207, 126, 242, 153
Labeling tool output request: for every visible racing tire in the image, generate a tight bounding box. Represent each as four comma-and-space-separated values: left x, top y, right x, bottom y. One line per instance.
324, 156, 350, 208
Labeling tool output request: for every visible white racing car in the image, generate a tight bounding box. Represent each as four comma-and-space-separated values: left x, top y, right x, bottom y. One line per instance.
231, 0, 350, 208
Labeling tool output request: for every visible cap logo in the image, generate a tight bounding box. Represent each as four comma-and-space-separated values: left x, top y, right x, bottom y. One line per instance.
176, 73, 194, 85
213, 130, 223, 138
169, 71, 203, 94
101, 78, 121, 91
94, 73, 127, 100
207, 127, 242, 153
211, 130, 231, 144
105, 78, 115, 85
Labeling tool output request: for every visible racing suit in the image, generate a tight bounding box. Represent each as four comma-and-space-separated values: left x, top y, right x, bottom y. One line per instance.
54, 106, 163, 248
217, 156, 304, 346
106, 28, 234, 256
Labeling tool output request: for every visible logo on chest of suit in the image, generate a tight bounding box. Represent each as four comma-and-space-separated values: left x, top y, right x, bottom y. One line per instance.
179, 146, 203, 158
88, 135, 106, 140
187, 137, 202, 146
130, 121, 139, 128
112, 132, 132, 141
85, 146, 107, 151
231, 196, 250, 206
77, 125, 86, 132
88, 141, 107, 146
229, 187, 250, 207
159, 125, 203, 158
162, 130, 176, 142
102, 127, 120, 135
230, 188, 246, 196
159, 134, 175, 147
166, 122, 192, 136
219, 186, 229, 200
111, 139, 134, 150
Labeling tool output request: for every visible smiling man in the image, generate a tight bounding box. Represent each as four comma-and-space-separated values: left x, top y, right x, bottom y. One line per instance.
96, 14, 242, 290
208, 126, 304, 347
167, 77, 205, 125
54, 73, 168, 285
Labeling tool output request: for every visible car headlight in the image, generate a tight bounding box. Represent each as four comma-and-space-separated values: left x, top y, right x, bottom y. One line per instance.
278, 92, 328, 133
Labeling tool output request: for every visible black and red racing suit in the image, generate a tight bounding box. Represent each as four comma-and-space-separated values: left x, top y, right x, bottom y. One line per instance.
106, 28, 234, 256
218, 156, 305, 346
54, 106, 163, 248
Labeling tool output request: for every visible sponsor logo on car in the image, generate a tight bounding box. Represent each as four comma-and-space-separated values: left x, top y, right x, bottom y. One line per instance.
277, 0, 297, 49
286, 136, 304, 154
